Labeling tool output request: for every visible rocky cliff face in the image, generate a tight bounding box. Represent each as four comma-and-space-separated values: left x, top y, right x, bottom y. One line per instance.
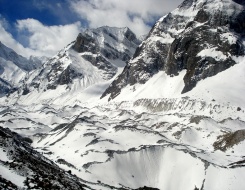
101, 0, 245, 100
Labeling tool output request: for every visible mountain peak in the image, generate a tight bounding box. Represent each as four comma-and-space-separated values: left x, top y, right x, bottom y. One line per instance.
73, 26, 141, 61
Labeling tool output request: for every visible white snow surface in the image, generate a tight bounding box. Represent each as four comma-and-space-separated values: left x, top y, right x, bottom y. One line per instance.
0, 57, 26, 86
0, 148, 11, 162
27, 100, 245, 189
89, 146, 205, 189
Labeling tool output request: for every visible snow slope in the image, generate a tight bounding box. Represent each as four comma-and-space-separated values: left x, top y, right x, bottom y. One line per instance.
110, 56, 245, 108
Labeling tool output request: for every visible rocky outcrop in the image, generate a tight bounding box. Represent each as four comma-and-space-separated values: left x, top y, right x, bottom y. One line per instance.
73, 33, 99, 54
213, 129, 245, 151
0, 78, 12, 95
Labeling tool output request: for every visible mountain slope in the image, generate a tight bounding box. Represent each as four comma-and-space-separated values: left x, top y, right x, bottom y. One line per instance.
101, 0, 245, 101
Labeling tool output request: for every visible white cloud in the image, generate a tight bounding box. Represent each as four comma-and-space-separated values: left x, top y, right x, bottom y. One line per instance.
16, 19, 82, 57
70, 0, 183, 36
0, 19, 38, 58
0, 15, 82, 58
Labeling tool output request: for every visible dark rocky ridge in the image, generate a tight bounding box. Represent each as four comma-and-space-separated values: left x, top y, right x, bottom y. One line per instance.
102, 0, 245, 100
0, 78, 13, 95
166, 23, 244, 93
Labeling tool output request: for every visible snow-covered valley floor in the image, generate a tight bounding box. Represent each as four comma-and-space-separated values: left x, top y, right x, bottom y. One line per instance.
1, 95, 245, 189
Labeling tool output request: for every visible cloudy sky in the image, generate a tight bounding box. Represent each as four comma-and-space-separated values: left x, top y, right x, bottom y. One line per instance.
0, 0, 183, 58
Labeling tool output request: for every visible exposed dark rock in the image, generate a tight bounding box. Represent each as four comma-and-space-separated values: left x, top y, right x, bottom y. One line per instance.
73, 33, 99, 54
22, 85, 30, 95
134, 186, 159, 190
57, 159, 76, 169
213, 129, 245, 151
0, 175, 18, 190
230, 10, 245, 37
190, 115, 208, 124
0, 78, 12, 95
166, 7, 245, 93
82, 54, 117, 80
57, 66, 84, 85
229, 159, 245, 168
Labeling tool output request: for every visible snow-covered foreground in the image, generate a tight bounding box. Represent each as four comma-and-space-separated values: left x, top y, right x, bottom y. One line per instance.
1, 90, 245, 189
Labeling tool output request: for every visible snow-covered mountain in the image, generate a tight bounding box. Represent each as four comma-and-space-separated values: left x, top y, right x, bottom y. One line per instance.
102, 0, 245, 101
0, 42, 45, 96
9, 26, 140, 105
0, 0, 245, 190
